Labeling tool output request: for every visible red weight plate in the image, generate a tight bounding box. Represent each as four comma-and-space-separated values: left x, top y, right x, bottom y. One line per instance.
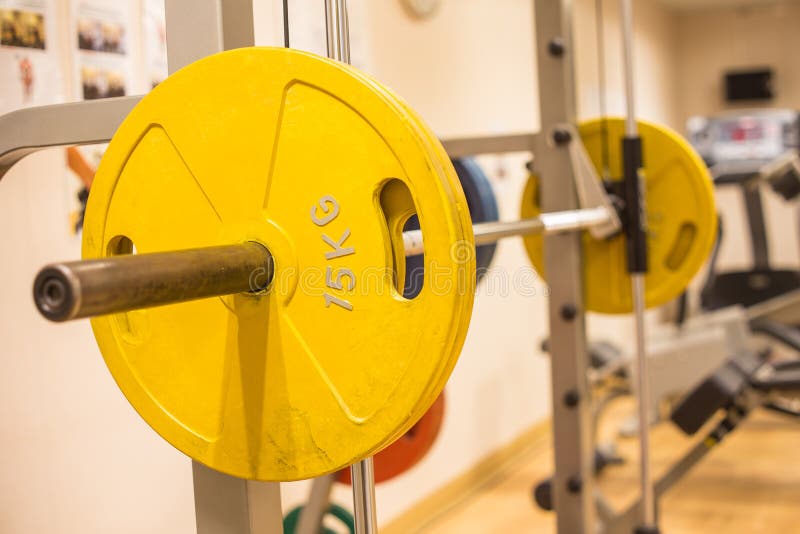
337, 393, 445, 484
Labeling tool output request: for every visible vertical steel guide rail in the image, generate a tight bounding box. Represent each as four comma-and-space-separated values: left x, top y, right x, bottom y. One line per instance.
324, 2, 378, 533
619, 0, 658, 532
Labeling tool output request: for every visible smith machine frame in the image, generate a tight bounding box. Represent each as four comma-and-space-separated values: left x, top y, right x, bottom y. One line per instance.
0, 1, 660, 533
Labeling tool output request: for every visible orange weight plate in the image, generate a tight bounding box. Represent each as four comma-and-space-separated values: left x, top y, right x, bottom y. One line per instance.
337, 392, 445, 484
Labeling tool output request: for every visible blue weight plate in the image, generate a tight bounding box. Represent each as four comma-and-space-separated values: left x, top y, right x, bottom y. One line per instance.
404, 158, 499, 298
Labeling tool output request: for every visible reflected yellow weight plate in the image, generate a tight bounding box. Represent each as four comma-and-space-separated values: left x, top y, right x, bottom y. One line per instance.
521, 118, 716, 314
83, 47, 474, 481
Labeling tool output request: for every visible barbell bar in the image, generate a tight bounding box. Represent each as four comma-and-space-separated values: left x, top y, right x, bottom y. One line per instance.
33, 207, 615, 323
33, 242, 274, 322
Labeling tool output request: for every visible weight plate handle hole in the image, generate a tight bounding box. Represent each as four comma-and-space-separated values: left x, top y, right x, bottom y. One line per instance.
379, 179, 424, 300
105, 234, 147, 342
107, 234, 137, 256
664, 222, 697, 271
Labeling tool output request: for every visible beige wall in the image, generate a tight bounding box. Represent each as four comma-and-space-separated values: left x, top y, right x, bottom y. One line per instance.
675, 2, 800, 271
0, 1, 701, 532
677, 2, 800, 124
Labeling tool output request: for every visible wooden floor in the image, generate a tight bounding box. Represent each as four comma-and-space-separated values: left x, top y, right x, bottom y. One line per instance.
418, 404, 800, 533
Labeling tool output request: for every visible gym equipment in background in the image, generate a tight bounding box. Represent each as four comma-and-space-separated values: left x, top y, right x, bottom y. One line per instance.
669, 317, 800, 464
688, 109, 800, 310
534, 290, 800, 518
532, 114, 800, 526
688, 109, 799, 171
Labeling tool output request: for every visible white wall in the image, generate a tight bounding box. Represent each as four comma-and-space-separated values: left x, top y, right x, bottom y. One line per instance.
0, 1, 686, 532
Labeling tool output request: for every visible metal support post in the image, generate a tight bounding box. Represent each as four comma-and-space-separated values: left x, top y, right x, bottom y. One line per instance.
193, 462, 284, 534
162, 1, 284, 532
351, 457, 378, 534
619, 0, 658, 531
0, 97, 140, 180
164, 0, 255, 74
441, 132, 537, 157
742, 185, 770, 269
533, 1, 596, 532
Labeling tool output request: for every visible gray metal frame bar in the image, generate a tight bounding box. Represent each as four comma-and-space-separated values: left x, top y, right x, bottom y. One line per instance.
193, 462, 284, 534
533, 1, 596, 532
742, 185, 770, 269
606, 415, 730, 534
351, 457, 378, 533
0, 96, 140, 181
747, 289, 800, 324
0, 106, 540, 184
165, 0, 255, 73
193, 462, 254, 534
0, 115, 539, 183
619, 0, 658, 529
0, 0, 261, 183
440, 132, 537, 157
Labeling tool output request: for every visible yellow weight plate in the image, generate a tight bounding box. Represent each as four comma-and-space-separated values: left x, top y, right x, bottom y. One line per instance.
342, 67, 475, 430
392, 105, 476, 418
521, 118, 716, 314
384, 95, 477, 429
331, 68, 464, 432
83, 47, 475, 481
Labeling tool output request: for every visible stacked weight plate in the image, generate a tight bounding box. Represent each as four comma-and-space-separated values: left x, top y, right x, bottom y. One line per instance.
347, 65, 486, 449
82, 47, 475, 481
339, 57, 476, 448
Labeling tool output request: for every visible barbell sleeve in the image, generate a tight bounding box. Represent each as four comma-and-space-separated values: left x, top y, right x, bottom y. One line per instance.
33, 207, 615, 323
33, 242, 274, 322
